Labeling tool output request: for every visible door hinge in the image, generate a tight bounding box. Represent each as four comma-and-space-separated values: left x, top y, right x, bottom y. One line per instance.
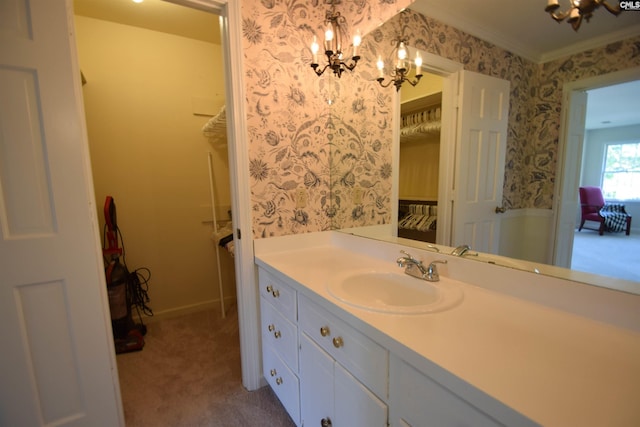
236, 228, 241, 240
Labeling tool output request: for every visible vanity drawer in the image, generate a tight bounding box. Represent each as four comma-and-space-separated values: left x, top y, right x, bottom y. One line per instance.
261, 296, 298, 372
298, 294, 388, 400
263, 345, 300, 425
259, 269, 297, 322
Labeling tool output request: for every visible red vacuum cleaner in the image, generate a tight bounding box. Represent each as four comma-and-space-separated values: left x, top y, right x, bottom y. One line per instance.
103, 196, 150, 354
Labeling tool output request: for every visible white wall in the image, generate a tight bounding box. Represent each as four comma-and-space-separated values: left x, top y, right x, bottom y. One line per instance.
75, 15, 235, 317
582, 124, 639, 230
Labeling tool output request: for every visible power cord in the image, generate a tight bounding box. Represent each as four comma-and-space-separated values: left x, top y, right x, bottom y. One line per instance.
102, 222, 154, 331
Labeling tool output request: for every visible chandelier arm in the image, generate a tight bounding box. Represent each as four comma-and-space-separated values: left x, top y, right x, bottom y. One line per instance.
550, 9, 572, 22
601, 0, 622, 15
376, 78, 395, 89
311, 63, 332, 77
571, 14, 583, 31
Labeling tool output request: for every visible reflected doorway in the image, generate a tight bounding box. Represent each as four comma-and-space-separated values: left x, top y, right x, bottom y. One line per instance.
555, 70, 640, 282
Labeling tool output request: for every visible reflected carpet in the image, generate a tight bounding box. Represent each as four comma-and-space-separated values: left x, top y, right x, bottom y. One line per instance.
571, 228, 640, 283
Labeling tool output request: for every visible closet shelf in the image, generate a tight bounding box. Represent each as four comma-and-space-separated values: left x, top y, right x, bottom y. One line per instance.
202, 106, 226, 144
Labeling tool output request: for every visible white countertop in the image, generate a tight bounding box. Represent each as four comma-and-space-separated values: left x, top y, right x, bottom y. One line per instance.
254, 232, 640, 427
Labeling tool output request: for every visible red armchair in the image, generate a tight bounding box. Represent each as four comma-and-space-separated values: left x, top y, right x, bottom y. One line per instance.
578, 186, 632, 235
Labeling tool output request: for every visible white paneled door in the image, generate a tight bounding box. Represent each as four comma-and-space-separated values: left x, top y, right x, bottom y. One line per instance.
452, 70, 510, 254
0, 0, 123, 425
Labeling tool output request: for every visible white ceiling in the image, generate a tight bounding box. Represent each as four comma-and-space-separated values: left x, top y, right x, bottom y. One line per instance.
410, 0, 640, 63
74, 0, 640, 129
410, 1, 640, 130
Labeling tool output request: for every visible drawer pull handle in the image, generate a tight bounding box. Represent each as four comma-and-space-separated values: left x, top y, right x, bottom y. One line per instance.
270, 369, 277, 377
276, 377, 283, 385
321, 417, 332, 427
274, 330, 281, 339
266, 285, 273, 293
272, 289, 280, 298
320, 326, 330, 337
332, 337, 343, 348
268, 324, 275, 332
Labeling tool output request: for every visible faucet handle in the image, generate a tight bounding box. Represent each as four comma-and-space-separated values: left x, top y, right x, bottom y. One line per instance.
426, 259, 448, 281
399, 250, 418, 261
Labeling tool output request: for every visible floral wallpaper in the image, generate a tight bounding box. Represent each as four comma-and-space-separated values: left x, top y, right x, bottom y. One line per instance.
241, 0, 410, 238
241, 0, 640, 239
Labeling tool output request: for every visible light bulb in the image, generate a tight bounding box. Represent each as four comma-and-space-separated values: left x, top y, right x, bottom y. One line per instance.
352, 29, 361, 58
325, 24, 334, 42
397, 42, 407, 60
377, 56, 385, 78
311, 36, 319, 64
353, 30, 361, 47
415, 52, 422, 76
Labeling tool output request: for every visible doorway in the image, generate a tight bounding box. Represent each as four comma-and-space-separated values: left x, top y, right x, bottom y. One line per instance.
74, 0, 235, 325
553, 67, 640, 281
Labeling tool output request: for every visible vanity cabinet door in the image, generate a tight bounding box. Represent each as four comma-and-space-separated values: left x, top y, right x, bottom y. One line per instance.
334, 362, 387, 427
300, 333, 387, 427
299, 333, 334, 427
298, 294, 388, 399
389, 356, 501, 427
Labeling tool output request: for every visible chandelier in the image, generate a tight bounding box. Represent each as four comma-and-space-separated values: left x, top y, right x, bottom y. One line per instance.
545, 0, 622, 31
376, 38, 423, 91
310, 0, 361, 78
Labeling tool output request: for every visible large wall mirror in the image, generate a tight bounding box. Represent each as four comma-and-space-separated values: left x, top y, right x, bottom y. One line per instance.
333, 7, 640, 296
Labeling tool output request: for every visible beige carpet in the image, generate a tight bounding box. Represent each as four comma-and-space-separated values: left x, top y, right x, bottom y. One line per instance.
116, 306, 296, 427
571, 228, 640, 283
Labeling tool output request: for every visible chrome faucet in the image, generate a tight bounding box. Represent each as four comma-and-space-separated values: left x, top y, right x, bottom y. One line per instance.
450, 244, 478, 257
396, 250, 447, 282
451, 244, 470, 256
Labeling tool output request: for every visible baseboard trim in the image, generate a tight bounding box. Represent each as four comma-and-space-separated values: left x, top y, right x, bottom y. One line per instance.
141, 297, 237, 323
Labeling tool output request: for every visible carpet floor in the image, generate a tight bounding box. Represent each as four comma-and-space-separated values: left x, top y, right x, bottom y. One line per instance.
571, 228, 640, 283
116, 305, 296, 427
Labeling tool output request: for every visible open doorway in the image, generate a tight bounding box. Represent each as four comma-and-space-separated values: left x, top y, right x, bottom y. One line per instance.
70, 1, 283, 424
554, 68, 640, 282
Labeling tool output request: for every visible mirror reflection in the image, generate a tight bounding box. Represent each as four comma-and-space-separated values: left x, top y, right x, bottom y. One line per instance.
336, 7, 640, 295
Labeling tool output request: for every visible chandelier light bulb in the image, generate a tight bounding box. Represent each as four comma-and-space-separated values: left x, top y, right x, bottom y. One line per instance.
377, 56, 385, 78
352, 29, 361, 58
353, 30, 361, 47
397, 42, 407, 60
414, 52, 423, 76
325, 26, 334, 42
311, 36, 319, 64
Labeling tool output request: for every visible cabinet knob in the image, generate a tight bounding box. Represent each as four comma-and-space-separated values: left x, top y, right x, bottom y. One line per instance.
272, 289, 280, 298
268, 324, 275, 332
321, 417, 332, 427
270, 369, 277, 377
332, 337, 343, 348
320, 326, 330, 337
274, 330, 281, 339
266, 285, 273, 293
275, 377, 283, 385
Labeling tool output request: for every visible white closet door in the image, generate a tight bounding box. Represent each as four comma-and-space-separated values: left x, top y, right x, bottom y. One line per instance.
452, 70, 510, 254
0, 0, 123, 425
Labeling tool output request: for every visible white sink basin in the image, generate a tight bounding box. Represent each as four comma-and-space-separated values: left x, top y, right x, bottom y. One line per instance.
327, 269, 463, 314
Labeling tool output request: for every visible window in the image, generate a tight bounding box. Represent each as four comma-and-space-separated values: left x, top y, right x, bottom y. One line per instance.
601, 142, 640, 201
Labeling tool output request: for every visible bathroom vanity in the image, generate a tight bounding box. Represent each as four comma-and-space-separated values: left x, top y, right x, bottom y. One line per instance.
254, 231, 640, 427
